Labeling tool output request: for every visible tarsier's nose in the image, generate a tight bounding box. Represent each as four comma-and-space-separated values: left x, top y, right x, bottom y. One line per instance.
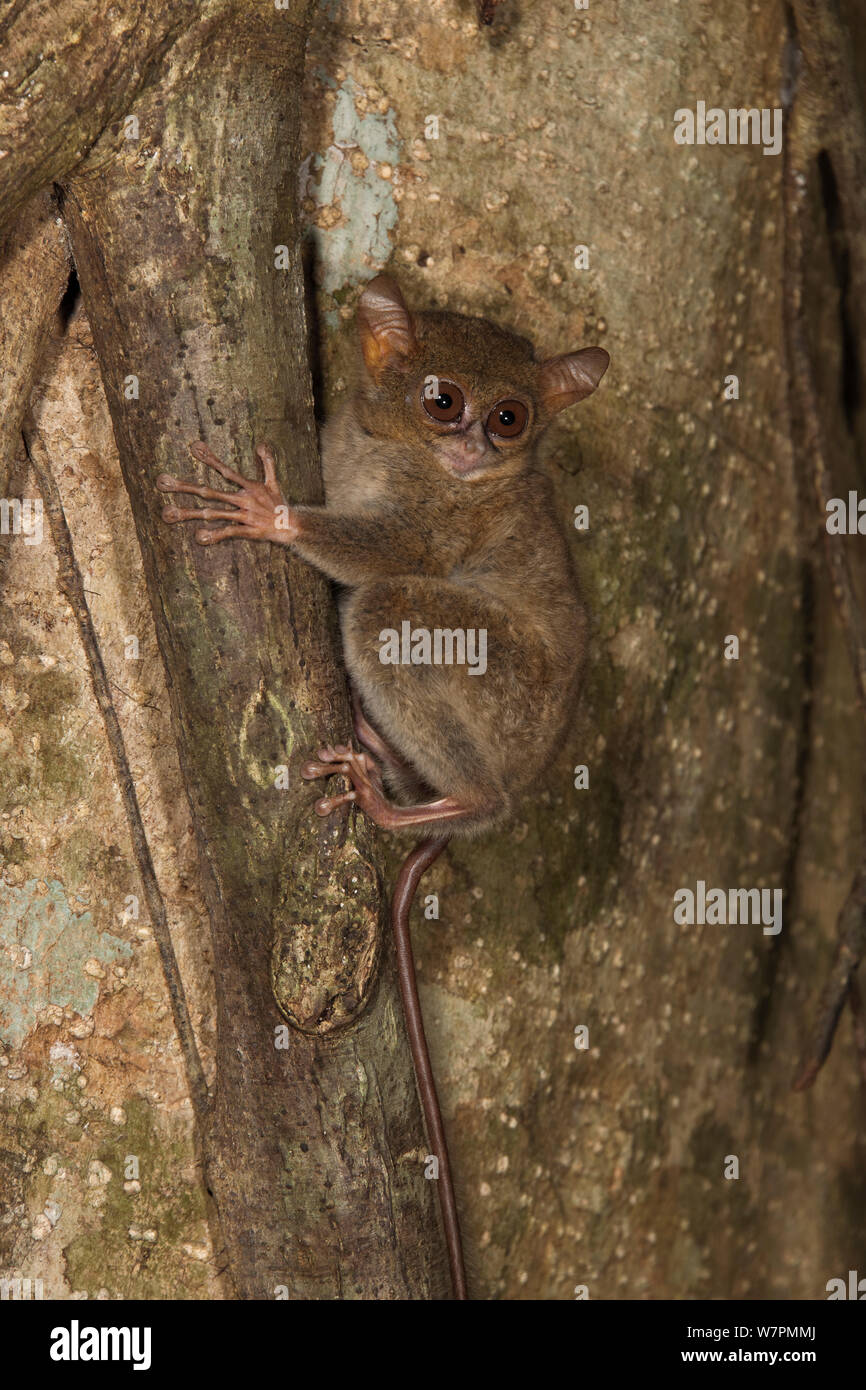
457, 422, 486, 457
441, 419, 489, 475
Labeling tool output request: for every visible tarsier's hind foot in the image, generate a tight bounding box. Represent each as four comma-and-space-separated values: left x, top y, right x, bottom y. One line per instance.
301, 745, 385, 814
300, 744, 485, 833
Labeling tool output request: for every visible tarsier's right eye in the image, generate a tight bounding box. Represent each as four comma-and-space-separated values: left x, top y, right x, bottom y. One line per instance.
422, 378, 465, 424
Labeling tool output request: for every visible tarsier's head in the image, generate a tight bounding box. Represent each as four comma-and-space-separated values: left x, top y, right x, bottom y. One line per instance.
354, 274, 609, 482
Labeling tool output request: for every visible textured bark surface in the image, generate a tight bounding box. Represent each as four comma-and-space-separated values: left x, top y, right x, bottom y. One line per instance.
0, 194, 68, 485
0, 0, 447, 1300
0, 0, 196, 230
1, 0, 865, 1301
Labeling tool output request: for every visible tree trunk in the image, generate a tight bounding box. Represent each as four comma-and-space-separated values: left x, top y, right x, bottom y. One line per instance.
1, 0, 448, 1300
1, 0, 865, 1301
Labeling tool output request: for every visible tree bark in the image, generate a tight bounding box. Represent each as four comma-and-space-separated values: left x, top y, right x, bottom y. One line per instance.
0, 0, 196, 231
2, 0, 866, 1302
1, 0, 449, 1299
0, 193, 68, 488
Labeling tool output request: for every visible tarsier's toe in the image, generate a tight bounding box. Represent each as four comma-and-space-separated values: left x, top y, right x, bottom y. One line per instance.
302, 745, 361, 788
156, 474, 178, 491
315, 744, 353, 763
302, 757, 351, 780
314, 791, 356, 816
301, 759, 329, 779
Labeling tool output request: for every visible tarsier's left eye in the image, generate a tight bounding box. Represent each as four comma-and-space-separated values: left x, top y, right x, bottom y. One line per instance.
486, 399, 529, 438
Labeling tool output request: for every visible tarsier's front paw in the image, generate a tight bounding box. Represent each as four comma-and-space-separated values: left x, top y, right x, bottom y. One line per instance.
157, 441, 299, 545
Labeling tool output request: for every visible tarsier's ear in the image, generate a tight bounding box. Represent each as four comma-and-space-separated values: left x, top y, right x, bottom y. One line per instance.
357, 274, 417, 374
537, 347, 610, 413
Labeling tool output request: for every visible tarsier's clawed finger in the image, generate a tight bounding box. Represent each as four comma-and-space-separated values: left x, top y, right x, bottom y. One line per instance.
162, 506, 242, 524
194, 525, 246, 545
188, 440, 249, 487
256, 443, 278, 491
156, 475, 235, 502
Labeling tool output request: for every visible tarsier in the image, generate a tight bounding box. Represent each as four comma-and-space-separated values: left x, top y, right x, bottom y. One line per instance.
158, 276, 609, 1300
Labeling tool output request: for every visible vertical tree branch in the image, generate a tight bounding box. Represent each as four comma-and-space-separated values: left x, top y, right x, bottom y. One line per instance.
55, 0, 449, 1298
23, 423, 211, 1124
0, 193, 69, 488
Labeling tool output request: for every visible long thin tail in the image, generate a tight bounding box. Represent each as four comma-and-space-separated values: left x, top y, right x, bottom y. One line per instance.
392, 837, 468, 1300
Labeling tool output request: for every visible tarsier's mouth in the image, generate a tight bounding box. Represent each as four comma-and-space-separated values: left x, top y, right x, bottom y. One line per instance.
446, 454, 486, 475
433, 435, 494, 477
441, 455, 493, 481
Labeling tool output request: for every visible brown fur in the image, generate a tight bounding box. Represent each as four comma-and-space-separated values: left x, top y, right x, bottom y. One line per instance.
286, 277, 609, 837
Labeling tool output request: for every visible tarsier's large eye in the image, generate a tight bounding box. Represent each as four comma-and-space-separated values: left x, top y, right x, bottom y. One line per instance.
486, 399, 529, 438
422, 378, 465, 423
